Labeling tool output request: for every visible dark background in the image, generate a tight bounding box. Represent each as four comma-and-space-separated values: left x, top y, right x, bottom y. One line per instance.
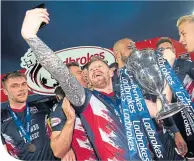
2, 1, 194, 74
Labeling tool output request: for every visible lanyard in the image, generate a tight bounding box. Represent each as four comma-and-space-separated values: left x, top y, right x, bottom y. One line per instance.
92, 90, 123, 123
120, 68, 167, 160
156, 51, 194, 138
8, 104, 31, 142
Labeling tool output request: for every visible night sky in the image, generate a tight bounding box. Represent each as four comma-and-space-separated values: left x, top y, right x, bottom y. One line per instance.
2, 1, 194, 73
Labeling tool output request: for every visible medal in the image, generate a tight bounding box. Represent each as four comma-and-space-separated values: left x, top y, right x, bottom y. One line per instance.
8, 104, 38, 153
8, 104, 35, 153
28, 143, 36, 153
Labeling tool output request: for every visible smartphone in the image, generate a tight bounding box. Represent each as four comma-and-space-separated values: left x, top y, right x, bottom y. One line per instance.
33, 3, 46, 29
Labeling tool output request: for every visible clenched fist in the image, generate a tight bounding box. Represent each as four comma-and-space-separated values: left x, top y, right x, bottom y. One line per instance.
162, 49, 176, 67
62, 98, 75, 122
21, 8, 50, 39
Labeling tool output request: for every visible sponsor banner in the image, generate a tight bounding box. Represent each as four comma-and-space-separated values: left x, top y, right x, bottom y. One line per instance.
1, 37, 191, 103
20, 46, 115, 96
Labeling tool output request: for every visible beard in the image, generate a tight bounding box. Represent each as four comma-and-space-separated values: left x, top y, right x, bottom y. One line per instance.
121, 55, 128, 63
91, 76, 109, 89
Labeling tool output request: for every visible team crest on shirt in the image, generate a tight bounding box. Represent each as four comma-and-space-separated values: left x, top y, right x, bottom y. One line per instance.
30, 106, 38, 114
20, 47, 115, 96
51, 118, 61, 127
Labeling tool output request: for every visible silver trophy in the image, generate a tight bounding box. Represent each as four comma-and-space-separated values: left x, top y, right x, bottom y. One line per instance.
126, 48, 185, 120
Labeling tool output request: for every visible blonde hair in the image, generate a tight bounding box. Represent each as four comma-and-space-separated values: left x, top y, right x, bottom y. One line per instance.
177, 14, 194, 27
87, 55, 108, 68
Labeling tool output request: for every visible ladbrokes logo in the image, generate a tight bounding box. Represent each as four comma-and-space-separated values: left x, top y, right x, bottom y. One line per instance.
63, 51, 105, 65
20, 46, 115, 95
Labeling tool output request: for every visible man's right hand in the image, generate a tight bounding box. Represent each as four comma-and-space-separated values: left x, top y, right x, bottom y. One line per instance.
162, 49, 176, 67
62, 98, 75, 122
21, 8, 50, 39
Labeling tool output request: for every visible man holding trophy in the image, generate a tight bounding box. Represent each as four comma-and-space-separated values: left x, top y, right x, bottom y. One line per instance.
113, 38, 188, 160
21, 7, 181, 160
21, 8, 137, 161
156, 36, 194, 160
155, 14, 194, 160
20, 6, 193, 161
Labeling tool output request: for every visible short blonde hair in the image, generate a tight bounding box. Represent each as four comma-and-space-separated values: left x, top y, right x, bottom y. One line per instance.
87, 55, 108, 68
177, 14, 194, 27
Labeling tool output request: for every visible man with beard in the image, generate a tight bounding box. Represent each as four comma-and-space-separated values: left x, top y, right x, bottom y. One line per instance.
113, 38, 176, 118
113, 38, 187, 159
1, 71, 59, 161
20, 8, 181, 161
21, 8, 132, 160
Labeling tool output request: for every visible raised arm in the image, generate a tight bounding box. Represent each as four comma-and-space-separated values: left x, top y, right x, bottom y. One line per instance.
21, 8, 85, 106
50, 98, 75, 158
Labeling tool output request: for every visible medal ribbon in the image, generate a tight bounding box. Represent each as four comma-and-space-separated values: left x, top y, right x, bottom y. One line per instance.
8, 104, 31, 142
156, 49, 194, 139
119, 68, 167, 160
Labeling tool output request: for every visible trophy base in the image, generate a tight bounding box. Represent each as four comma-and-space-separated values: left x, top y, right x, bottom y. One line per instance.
156, 102, 185, 120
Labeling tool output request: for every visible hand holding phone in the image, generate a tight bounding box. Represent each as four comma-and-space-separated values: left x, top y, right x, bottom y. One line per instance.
33, 3, 47, 29
21, 3, 49, 39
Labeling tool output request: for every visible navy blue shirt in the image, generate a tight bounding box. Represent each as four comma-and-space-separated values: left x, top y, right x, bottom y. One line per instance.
1, 102, 59, 161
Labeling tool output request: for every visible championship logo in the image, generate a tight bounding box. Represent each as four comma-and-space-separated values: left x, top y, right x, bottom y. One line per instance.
20, 46, 115, 95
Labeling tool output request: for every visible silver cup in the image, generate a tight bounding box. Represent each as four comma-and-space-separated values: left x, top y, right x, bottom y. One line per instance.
126, 48, 185, 120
